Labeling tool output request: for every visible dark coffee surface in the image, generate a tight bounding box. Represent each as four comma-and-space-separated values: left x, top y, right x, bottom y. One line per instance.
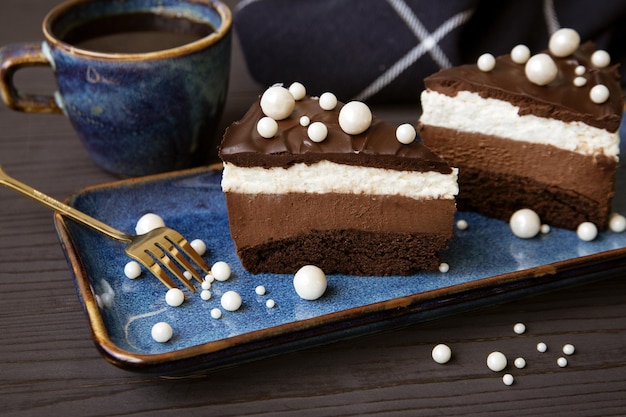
59, 13, 214, 53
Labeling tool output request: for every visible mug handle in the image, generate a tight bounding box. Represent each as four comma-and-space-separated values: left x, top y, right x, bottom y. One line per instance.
0, 42, 62, 114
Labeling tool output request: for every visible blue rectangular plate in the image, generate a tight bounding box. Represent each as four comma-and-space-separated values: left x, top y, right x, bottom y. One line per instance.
55, 123, 626, 376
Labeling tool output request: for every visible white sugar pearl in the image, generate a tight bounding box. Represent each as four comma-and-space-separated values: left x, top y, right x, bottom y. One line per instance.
266, 299, 276, 308
294, 265, 327, 300
255, 285, 266, 296
257, 116, 278, 138
514, 357, 526, 369
487, 351, 507, 372
549, 28, 580, 57
124, 261, 142, 279
151, 322, 173, 343
135, 213, 165, 235
210, 308, 222, 319
591, 50, 611, 68
438, 263, 450, 273
577, 222, 598, 241
260, 85, 295, 120
165, 288, 185, 307
183, 270, 193, 280
221, 290, 242, 311
563, 344, 576, 355
609, 213, 626, 233
200, 289, 212, 300
338, 101, 372, 135
456, 219, 468, 230
299, 115, 311, 127
319, 92, 338, 110
541, 224, 551, 234
573, 76, 587, 87
396, 123, 416, 144
477, 53, 496, 72
537, 342, 548, 353
431, 344, 452, 364
557, 357, 568, 367
510, 208, 541, 238
211, 261, 231, 281
201, 279, 211, 290
510, 44, 531, 64
307, 122, 328, 142
288, 82, 306, 100
502, 373, 515, 386
575, 65, 586, 75
204, 273, 215, 283
590, 84, 610, 104
513, 322, 526, 334
190, 239, 207, 256
525, 53, 558, 86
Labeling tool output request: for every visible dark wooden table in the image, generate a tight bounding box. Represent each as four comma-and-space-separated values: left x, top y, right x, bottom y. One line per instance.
1, 1, 626, 416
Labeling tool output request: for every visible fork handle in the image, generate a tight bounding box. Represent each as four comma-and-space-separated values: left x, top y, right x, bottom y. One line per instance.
0, 165, 133, 243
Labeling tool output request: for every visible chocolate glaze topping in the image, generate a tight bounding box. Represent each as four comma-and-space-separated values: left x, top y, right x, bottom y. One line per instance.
424, 42, 623, 132
219, 96, 452, 174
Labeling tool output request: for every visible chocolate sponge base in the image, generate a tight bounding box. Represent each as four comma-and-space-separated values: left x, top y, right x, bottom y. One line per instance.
236, 229, 450, 276
457, 165, 612, 231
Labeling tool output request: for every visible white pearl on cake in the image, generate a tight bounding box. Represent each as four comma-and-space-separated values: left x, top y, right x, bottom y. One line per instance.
396, 123, 416, 144
525, 54, 558, 86
537, 342, 548, 352
477, 53, 496, 71
260, 85, 295, 120
299, 115, 311, 127
135, 213, 165, 235
288, 82, 306, 100
575, 65, 586, 75
338, 101, 372, 135
307, 122, 328, 142
510, 208, 541, 238
431, 344, 452, 364
563, 343, 576, 355
591, 50, 611, 68
510, 44, 531, 64
557, 357, 568, 367
293, 265, 327, 300
573, 77, 587, 87
514, 357, 526, 369
256, 116, 278, 138
577, 222, 598, 241
548, 28, 580, 57
513, 322, 526, 334
589, 84, 610, 104
319, 92, 338, 110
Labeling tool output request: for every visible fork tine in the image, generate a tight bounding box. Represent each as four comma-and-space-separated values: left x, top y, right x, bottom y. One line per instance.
164, 231, 211, 274
125, 251, 178, 290
159, 239, 205, 284
144, 245, 197, 292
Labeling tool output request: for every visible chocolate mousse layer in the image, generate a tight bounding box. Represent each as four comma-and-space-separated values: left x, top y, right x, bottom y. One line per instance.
420, 125, 616, 229
225, 192, 456, 249
424, 42, 623, 132
219, 96, 452, 173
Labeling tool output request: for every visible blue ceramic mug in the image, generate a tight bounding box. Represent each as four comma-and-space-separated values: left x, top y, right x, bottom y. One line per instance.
0, 0, 232, 177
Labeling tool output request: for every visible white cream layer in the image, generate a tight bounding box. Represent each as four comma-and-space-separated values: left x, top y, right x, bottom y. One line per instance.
420, 90, 620, 159
222, 160, 459, 200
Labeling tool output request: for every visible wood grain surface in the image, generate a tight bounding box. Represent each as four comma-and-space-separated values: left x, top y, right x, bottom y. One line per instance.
1, 1, 625, 416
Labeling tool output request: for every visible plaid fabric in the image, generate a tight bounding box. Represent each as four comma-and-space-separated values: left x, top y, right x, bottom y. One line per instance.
235, 0, 626, 104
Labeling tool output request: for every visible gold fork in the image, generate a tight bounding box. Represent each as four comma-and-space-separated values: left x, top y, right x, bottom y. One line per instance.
0, 164, 209, 292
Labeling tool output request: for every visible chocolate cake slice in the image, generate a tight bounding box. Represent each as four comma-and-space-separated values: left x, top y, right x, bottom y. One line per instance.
418, 29, 623, 231
219, 84, 458, 276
